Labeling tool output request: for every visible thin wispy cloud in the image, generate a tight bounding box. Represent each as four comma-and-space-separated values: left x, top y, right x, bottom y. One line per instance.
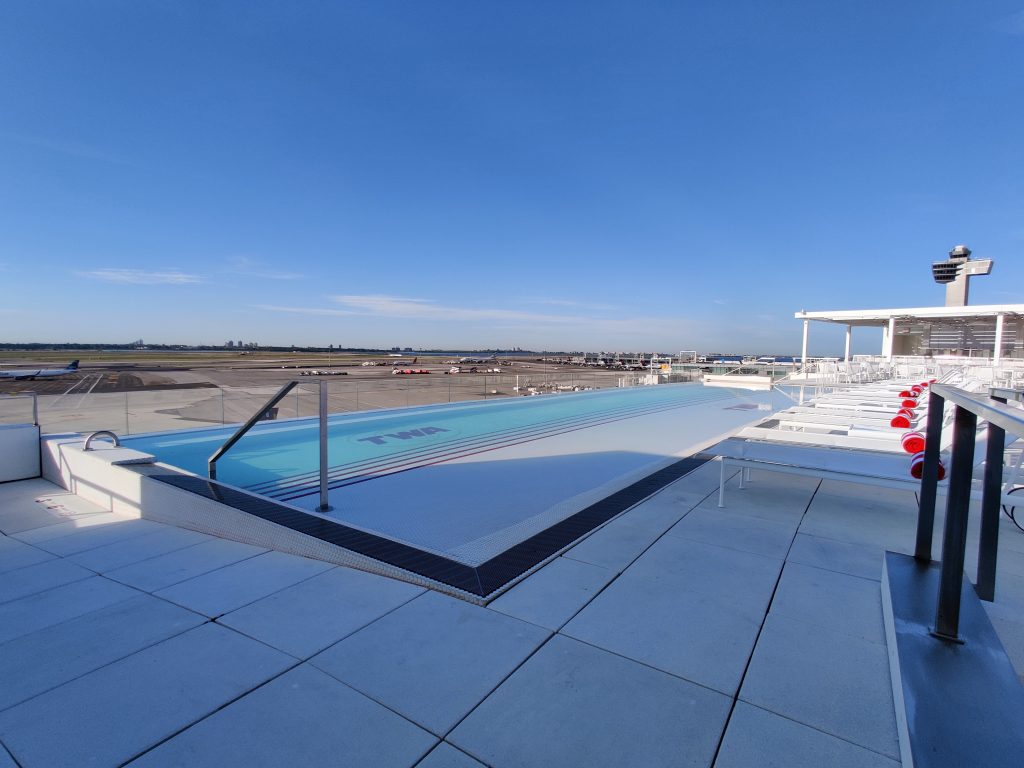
258, 294, 677, 338
225, 256, 304, 280
522, 297, 620, 311
254, 304, 358, 317
329, 295, 584, 324
78, 268, 202, 285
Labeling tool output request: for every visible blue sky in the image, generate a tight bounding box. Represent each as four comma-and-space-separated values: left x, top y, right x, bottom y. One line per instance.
1, 1, 1022, 354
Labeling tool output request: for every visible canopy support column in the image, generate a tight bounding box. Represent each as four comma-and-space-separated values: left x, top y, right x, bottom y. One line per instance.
993, 313, 1005, 364
844, 324, 852, 362
801, 319, 809, 367
884, 317, 895, 360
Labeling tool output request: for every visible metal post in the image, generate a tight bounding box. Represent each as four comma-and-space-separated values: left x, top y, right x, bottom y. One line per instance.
915, 390, 945, 561
976, 397, 1006, 601
801, 320, 809, 369
932, 406, 977, 642
993, 313, 1004, 365
844, 324, 852, 362
317, 380, 331, 512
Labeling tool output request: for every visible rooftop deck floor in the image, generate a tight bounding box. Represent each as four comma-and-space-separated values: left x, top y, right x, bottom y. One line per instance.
1, 461, 1023, 767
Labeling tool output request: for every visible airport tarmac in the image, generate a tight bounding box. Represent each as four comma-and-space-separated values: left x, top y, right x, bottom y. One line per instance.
0, 353, 646, 436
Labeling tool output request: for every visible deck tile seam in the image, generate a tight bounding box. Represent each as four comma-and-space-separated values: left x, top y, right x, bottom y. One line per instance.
31, 525, 167, 559
708, 478, 823, 767
0, 604, 210, 716
0, 579, 147, 651
112, 653, 308, 768
416, 741, 493, 768
0, 739, 18, 768
71, 539, 214, 577
224, 585, 426, 662
0, 568, 94, 608
307, 652, 473, 743
731, 699, 902, 763
442, 466, 747, 726
159, 557, 341, 620
106, 547, 271, 594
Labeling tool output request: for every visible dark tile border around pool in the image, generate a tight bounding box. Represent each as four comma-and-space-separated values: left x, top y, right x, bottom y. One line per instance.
149, 454, 710, 600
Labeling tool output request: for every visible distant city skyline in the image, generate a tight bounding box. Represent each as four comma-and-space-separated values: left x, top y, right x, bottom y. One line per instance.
2, 2, 1021, 355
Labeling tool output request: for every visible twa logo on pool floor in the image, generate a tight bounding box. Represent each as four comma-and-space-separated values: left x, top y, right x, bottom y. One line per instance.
356, 426, 451, 446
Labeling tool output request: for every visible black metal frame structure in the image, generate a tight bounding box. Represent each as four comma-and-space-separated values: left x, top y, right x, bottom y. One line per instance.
913, 384, 1024, 642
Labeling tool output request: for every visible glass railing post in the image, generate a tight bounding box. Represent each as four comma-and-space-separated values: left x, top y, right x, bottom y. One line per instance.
931, 405, 977, 642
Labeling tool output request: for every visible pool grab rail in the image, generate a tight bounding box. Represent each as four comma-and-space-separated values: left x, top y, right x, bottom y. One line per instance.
83, 430, 121, 450
915, 384, 1024, 642
208, 380, 332, 512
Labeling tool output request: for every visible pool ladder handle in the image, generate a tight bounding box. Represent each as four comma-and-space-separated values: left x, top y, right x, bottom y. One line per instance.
83, 430, 121, 451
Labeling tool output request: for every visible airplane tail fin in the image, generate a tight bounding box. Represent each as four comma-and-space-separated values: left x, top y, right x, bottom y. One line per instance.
68, 360, 79, 370
412, 357, 417, 364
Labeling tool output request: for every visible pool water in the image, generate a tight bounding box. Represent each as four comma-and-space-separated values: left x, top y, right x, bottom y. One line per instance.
125, 383, 786, 568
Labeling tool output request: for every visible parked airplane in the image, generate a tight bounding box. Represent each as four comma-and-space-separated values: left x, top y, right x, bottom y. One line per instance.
0, 360, 80, 381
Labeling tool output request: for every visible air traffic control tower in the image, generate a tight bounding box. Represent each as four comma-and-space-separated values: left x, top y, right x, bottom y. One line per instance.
796, 244, 1024, 362
931, 244, 993, 307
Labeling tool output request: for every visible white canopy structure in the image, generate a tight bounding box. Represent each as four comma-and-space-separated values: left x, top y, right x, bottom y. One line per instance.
794, 304, 1024, 363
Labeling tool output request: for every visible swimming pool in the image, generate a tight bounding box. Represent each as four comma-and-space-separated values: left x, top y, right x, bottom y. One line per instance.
125, 383, 788, 599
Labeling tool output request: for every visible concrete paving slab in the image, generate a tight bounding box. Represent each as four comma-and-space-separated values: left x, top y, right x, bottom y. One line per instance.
28, 518, 165, 557
105, 537, 267, 592
716, 701, 900, 768
740, 613, 899, 759
127, 664, 435, 768
770, 562, 886, 645
0, 576, 140, 645
983, 608, 1024, 681
614, 491, 696, 531
799, 485, 919, 553
10, 509, 138, 542
628, 535, 783, 614
0, 482, 112, 535
488, 556, 615, 630
0, 557, 93, 605
219, 566, 424, 659
0, 594, 205, 712
449, 634, 731, 768
666, 506, 796, 559
562, 516, 670, 573
0, 622, 294, 768
786, 533, 885, 581
67, 526, 212, 573
705, 471, 818, 525
563, 566, 763, 696
0, 537, 55, 574
312, 590, 550, 736
154, 550, 333, 618
416, 743, 487, 768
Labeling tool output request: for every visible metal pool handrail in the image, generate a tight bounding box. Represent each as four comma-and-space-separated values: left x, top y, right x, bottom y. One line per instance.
208, 379, 332, 512
914, 383, 1024, 642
